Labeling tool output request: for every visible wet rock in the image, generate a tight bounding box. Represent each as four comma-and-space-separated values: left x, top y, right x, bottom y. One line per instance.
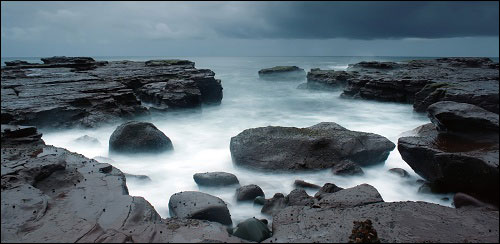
258, 66, 306, 81
1, 126, 244, 243
453, 192, 498, 210
261, 193, 287, 215
236, 184, 264, 201
349, 61, 399, 69
314, 183, 344, 200
398, 123, 499, 205
230, 217, 271, 242
194, 172, 239, 187
427, 101, 499, 133
145, 59, 195, 67
266, 200, 499, 243
253, 196, 266, 206
230, 122, 395, 171
348, 219, 380, 243
318, 184, 384, 208
331, 160, 364, 176
293, 179, 321, 189
168, 191, 232, 225
1, 57, 223, 128
123, 173, 152, 182
73, 135, 101, 146
388, 168, 410, 178
286, 188, 314, 207
4, 60, 36, 66
305, 68, 355, 90
109, 121, 173, 154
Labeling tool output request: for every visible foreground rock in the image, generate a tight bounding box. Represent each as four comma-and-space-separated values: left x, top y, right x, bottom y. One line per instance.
1, 56, 223, 128
265, 184, 499, 243
236, 184, 265, 201
1, 125, 244, 242
168, 191, 233, 225
109, 121, 173, 154
258, 66, 306, 81
331, 58, 499, 113
193, 172, 239, 187
398, 121, 499, 205
230, 218, 272, 242
230, 122, 395, 171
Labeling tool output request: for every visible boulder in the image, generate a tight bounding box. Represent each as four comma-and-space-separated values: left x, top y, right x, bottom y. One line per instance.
145, 59, 195, 67
261, 193, 287, 215
123, 173, 152, 182
314, 183, 344, 200
293, 179, 321, 189
168, 191, 232, 225
388, 168, 410, 178
193, 172, 239, 187
331, 160, 364, 176
109, 121, 173, 154
427, 101, 499, 133
261, 189, 315, 215
305, 69, 355, 90
453, 192, 498, 210
258, 66, 306, 81
230, 218, 271, 242
230, 122, 395, 171
236, 184, 265, 201
318, 184, 384, 208
73, 135, 101, 146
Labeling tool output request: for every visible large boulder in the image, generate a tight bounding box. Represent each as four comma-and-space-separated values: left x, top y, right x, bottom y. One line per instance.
109, 121, 173, 154
427, 101, 499, 133
230, 218, 272, 242
236, 184, 265, 201
230, 122, 395, 171
168, 191, 232, 225
258, 66, 306, 81
317, 184, 384, 208
193, 172, 239, 187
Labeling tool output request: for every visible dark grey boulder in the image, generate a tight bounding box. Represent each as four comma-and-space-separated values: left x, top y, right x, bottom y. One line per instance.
168, 191, 232, 225
293, 179, 321, 189
231, 218, 271, 242
318, 184, 384, 208
388, 168, 410, 178
261, 193, 287, 215
73, 135, 101, 146
314, 183, 344, 200
193, 172, 239, 187
258, 66, 306, 81
230, 122, 395, 171
331, 160, 364, 176
145, 59, 195, 67
254, 196, 266, 205
427, 101, 499, 133
286, 188, 314, 207
236, 184, 264, 201
453, 192, 498, 210
305, 68, 355, 90
109, 121, 173, 154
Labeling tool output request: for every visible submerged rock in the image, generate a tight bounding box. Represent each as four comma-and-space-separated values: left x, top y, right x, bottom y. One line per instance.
388, 168, 410, 178
193, 172, 239, 187
168, 191, 232, 225
258, 66, 306, 81
293, 179, 321, 189
73, 135, 101, 146
109, 121, 173, 154
331, 160, 364, 176
236, 184, 265, 201
230, 122, 395, 171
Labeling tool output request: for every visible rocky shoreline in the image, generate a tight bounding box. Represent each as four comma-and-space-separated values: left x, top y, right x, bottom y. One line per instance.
1, 57, 499, 243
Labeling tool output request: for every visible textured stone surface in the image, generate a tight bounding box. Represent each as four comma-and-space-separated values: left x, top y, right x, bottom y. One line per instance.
236, 184, 265, 201
168, 191, 233, 225
1, 57, 223, 128
230, 122, 395, 171
258, 66, 306, 81
193, 172, 239, 187
109, 121, 173, 154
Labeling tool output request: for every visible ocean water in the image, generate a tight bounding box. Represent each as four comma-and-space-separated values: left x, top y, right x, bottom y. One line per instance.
3, 56, 467, 224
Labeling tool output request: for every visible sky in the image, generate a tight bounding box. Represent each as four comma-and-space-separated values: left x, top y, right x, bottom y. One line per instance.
1, 1, 499, 57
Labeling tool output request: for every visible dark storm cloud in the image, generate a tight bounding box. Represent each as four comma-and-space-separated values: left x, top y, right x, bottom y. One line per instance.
219, 1, 500, 39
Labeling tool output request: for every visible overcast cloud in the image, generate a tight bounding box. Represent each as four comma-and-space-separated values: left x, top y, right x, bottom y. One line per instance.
1, 1, 499, 57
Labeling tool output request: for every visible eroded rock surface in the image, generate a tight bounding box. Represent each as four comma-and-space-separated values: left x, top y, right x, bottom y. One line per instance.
168, 191, 233, 225
1, 57, 223, 128
1, 125, 244, 243
230, 122, 395, 171
258, 66, 306, 81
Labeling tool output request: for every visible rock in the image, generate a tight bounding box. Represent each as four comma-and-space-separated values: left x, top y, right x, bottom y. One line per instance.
266, 198, 499, 243
236, 184, 264, 201
4, 60, 36, 66
453, 192, 498, 210
258, 66, 306, 81
254, 196, 266, 205
398, 123, 499, 205
168, 191, 232, 225
427, 101, 499, 133
123, 173, 152, 182
1, 57, 223, 128
314, 183, 344, 200
109, 121, 173, 154
286, 188, 314, 207
231, 217, 271, 242
73, 135, 101, 146
1, 126, 244, 243
261, 193, 287, 215
318, 184, 384, 208
230, 122, 395, 171
193, 172, 239, 187
145, 59, 195, 67
388, 168, 410, 178
293, 179, 321, 189
341, 58, 498, 112
331, 160, 364, 176
348, 219, 380, 243
305, 69, 354, 90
